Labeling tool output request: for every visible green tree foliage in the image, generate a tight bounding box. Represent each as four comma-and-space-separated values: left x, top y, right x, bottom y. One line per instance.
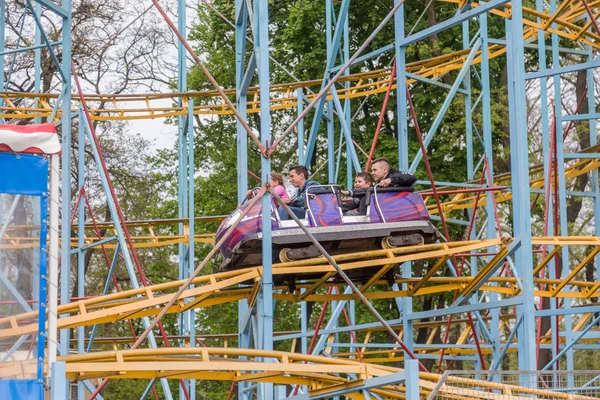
177, 0, 503, 388
101, 0, 600, 397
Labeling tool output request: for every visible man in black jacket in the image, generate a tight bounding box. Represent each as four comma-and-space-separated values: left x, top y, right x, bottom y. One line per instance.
370, 157, 417, 188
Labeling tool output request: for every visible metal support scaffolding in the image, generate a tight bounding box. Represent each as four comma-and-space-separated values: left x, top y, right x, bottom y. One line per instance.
2, 0, 600, 398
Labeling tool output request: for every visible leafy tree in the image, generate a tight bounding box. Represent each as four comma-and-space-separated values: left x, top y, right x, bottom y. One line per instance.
30, 0, 598, 397
177, 0, 494, 387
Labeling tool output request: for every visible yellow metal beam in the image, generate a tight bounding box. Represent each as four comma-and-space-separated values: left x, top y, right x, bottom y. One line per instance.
424, 159, 600, 216
25, 347, 593, 399
2, 2, 599, 122
2, 236, 599, 341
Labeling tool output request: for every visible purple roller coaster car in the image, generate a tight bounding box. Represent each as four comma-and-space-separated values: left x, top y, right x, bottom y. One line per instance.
216, 185, 440, 273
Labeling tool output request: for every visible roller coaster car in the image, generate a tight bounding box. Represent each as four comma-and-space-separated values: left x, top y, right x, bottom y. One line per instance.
216, 185, 440, 283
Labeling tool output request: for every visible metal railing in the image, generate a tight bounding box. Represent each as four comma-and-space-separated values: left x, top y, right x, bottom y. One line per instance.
431, 370, 600, 399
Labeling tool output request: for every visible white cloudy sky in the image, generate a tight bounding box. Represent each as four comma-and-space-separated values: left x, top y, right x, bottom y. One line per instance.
128, 99, 179, 152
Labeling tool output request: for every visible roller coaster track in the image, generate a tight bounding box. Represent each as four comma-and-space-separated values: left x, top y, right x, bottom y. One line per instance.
423, 157, 600, 215
0, 2, 598, 121
2, 348, 598, 399
59, 310, 599, 364
2, 237, 599, 342
67, 314, 514, 347
0, 216, 223, 250
0, 233, 214, 250
2, 156, 597, 250
2, 3, 599, 396
55, 310, 584, 366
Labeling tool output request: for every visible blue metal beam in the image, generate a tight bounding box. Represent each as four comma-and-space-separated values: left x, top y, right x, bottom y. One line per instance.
329, 87, 361, 172
234, 29, 249, 400
82, 117, 174, 400
488, 37, 589, 55
541, 313, 600, 371
453, 240, 520, 306
303, 0, 351, 168
394, 0, 408, 172
297, 88, 305, 164
276, 316, 402, 342
326, 81, 335, 182
415, 180, 492, 188
409, 38, 481, 173
405, 360, 419, 399
32, 0, 68, 17
480, 9, 502, 370
25, 0, 67, 82
408, 297, 523, 321
240, 53, 257, 96
288, 372, 405, 400
77, 108, 86, 400
530, 188, 596, 197
399, 0, 510, 47
254, 0, 273, 398
562, 112, 600, 121
463, 18, 482, 370
34, 0, 42, 124
343, 6, 352, 189
68, 236, 117, 253
82, 381, 104, 400
488, 315, 523, 373
329, 343, 497, 349
564, 153, 600, 158
50, 362, 67, 400
177, 0, 194, 395
394, 10, 415, 363
463, 21, 474, 182
311, 287, 353, 356
551, 0, 574, 374
587, 45, 600, 356
300, 289, 308, 355
326, 0, 337, 186
526, 56, 600, 80
1, 335, 30, 362
508, 0, 537, 372
235, 0, 249, 205
471, 91, 483, 112
187, 99, 196, 400
141, 379, 156, 400
58, 0, 73, 360
0, 41, 61, 56
324, 0, 350, 73
329, 44, 395, 73
429, 215, 470, 226
406, 72, 469, 94
87, 244, 120, 352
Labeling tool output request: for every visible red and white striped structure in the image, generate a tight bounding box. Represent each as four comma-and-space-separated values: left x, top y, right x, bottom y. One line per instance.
0, 123, 61, 154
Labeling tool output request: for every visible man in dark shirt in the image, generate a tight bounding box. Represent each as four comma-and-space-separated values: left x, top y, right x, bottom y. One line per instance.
370, 157, 417, 188
278, 165, 319, 220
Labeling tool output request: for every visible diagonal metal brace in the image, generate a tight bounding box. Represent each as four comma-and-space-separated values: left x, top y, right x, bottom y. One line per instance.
270, 187, 429, 372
